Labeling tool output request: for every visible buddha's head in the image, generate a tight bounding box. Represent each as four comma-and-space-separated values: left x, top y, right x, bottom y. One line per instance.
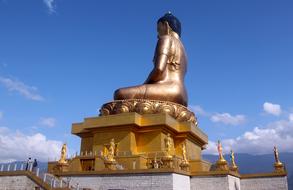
157, 12, 181, 37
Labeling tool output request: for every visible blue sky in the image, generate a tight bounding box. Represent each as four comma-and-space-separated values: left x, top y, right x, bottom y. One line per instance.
0, 0, 293, 162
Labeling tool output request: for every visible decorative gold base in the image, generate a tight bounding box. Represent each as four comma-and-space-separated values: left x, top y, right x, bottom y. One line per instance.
230, 165, 239, 173
180, 161, 190, 172
214, 159, 229, 171
104, 160, 117, 170
161, 156, 174, 169
100, 99, 197, 124
50, 162, 69, 173
274, 162, 285, 173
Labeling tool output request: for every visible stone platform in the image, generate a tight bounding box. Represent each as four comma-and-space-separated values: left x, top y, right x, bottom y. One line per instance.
0, 169, 288, 190
52, 169, 288, 190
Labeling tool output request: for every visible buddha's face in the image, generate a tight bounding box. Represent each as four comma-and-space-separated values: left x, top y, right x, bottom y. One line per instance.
157, 21, 169, 36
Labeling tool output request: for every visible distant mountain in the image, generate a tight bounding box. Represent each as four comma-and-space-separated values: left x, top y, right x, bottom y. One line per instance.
203, 153, 293, 190
1, 153, 292, 190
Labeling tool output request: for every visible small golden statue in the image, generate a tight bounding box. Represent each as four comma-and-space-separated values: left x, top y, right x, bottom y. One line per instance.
161, 133, 174, 168
114, 12, 188, 106
273, 146, 285, 173
153, 156, 159, 169
58, 143, 68, 164
102, 138, 119, 170
230, 150, 238, 172
102, 138, 118, 162
182, 143, 188, 163
164, 133, 173, 157
180, 142, 190, 171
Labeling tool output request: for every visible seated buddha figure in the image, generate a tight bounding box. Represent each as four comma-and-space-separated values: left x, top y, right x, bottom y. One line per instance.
114, 13, 188, 106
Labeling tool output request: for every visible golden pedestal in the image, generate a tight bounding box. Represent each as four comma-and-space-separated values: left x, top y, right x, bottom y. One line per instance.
230, 165, 239, 173
67, 109, 210, 173
180, 161, 190, 172
161, 156, 174, 169
48, 162, 69, 173
274, 162, 285, 173
214, 159, 229, 171
104, 160, 118, 170
46, 100, 210, 174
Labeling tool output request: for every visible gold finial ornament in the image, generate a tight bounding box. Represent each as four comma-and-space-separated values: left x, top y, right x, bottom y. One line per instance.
273, 146, 285, 173
58, 143, 68, 164
114, 13, 188, 107
230, 150, 238, 172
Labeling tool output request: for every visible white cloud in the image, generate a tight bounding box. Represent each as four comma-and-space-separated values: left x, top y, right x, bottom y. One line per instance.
210, 113, 246, 126
204, 141, 218, 155
263, 102, 281, 116
0, 127, 62, 162
39, 117, 56, 128
0, 77, 44, 101
289, 114, 293, 122
190, 105, 209, 116
204, 118, 293, 155
43, 0, 56, 13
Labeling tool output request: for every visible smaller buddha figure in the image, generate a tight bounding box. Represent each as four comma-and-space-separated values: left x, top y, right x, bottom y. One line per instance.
103, 138, 118, 162
181, 143, 188, 163
108, 138, 116, 162
153, 156, 159, 169
164, 133, 173, 157
58, 143, 67, 164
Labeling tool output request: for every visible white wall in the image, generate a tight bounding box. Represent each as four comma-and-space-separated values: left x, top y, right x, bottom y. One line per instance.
173, 173, 190, 190
190, 176, 229, 190
68, 173, 175, 190
0, 176, 40, 190
241, 176, 288, 190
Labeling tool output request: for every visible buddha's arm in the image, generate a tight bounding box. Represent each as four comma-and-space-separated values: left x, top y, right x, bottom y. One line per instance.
145, 36, 172, 83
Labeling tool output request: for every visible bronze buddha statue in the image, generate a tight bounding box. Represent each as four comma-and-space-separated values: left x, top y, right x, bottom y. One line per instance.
114, 13, 188, 106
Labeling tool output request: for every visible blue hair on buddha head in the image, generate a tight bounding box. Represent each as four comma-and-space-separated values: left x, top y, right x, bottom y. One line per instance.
157, 12, 181, 37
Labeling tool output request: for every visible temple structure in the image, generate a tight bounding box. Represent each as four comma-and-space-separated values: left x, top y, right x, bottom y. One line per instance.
0, 13, 288, 190
48, 12, 210, 175
46, 13, 289, 190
